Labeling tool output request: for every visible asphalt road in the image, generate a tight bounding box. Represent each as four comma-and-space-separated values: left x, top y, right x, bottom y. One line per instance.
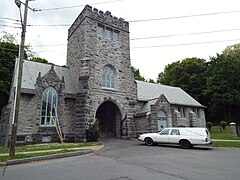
1, 138, 240, 180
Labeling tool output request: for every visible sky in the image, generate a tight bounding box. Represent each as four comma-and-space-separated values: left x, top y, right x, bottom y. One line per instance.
1, 0, 240, 80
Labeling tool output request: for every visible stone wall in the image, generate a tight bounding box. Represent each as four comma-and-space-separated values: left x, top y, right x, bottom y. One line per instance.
150, 95, 173, 132
67, 5, 138, 141
8, 64, 78, 143
171, 106, 206, 127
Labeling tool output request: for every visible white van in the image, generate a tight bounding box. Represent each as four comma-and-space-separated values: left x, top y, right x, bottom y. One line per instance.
138, 127, 212, 148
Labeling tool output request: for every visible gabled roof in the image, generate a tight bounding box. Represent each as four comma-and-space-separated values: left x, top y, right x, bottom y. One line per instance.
136, 80, 204, 107
18, 60, 77, 95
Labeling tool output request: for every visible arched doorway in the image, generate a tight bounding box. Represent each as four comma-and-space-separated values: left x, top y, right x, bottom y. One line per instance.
95, 101, 122, 137
157, 110, 167, 131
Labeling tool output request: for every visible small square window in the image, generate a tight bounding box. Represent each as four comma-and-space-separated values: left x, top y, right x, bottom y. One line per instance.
42, 136, 51, 143
17, 135, 26, 142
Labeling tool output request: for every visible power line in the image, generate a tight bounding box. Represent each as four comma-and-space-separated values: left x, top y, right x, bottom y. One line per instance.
129, 10, 240, 23
31, 38, 240, 51
25, 28, 240, 47
131, 39, 240, 49
35, 0, 124, 12
31, 44, 66, 47
1, 9, 240, 28
27, 24, 70, 27
2, 38, 239, 54
0, 17, 20, 22
0, 24, 21, 28
131, 28, 240, 40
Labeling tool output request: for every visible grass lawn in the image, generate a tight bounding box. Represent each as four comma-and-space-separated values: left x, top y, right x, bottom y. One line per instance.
210, 126, 236, 140
209, 126, 240, 148
0, 141, 102, 154
0, 141, 103, 162
0, 149, 83, 162
211, 141, 240, 148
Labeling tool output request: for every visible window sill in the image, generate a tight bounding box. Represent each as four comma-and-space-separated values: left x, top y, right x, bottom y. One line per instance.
40, 125, 55, 128
101, 87, 117, 92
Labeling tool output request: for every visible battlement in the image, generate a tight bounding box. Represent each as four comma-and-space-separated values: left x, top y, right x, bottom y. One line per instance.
68, 5, 129, 38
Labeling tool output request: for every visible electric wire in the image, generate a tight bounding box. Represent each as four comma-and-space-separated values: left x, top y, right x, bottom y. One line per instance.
131, 28, 240, 40
34, 0, 124, 12
128, 10, 240, 22
131, 39, 240, 49
0, 17, 20, 22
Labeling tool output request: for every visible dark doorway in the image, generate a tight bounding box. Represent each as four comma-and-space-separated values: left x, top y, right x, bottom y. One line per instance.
96, 101, 121, 137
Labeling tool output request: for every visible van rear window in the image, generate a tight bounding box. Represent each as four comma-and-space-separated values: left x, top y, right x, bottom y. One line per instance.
206, 129, 209, 135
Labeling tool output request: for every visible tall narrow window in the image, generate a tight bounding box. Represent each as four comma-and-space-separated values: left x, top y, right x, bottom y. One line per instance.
41, 86, 58, 126
97, 24, 104, 36
197, 108, 201, 118
113, 30, 120, 41
102, 65, 116, 89
105, 27, 113, 39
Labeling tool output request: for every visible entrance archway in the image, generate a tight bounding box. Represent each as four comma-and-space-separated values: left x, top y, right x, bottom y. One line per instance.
95, 101, 122, 137
157, 110, 167, 131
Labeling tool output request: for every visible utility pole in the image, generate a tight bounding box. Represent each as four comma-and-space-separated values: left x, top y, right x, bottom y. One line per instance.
9, 0, 29, 157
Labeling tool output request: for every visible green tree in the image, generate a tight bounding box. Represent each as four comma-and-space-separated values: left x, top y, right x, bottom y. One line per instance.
0, 41, 19, 115
0, 32, 50, 117
157, 57, 208, 104
222, 43, 240, 59
148, 79, 155, 83
0, 31, 17, 44
206, 53, 240, 123
131, 66, 145, 81
31, 56, 49, 64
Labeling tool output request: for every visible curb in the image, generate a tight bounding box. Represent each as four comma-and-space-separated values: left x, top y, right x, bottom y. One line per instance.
0, 149, 92, 167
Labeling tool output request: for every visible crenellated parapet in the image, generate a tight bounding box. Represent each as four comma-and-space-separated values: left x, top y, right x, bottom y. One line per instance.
68, 5, 129, 39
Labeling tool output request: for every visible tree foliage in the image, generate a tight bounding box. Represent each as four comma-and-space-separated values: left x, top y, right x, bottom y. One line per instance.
132, 66, 145, 81
0, 31, 17, 44
156, 43, 240, 124
0, 41, 18, 114
0, 31, 50, 116
206, 53, 240, 123
157, 57, 207, 103
222, 43, 240, 59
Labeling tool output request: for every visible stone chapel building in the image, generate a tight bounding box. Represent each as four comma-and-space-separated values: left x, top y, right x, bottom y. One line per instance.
7, 5, 206, 143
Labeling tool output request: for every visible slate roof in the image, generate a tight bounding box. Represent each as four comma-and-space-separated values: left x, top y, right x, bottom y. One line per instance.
136, 80, 204, 107
18, 60, 77, 94
15, 61, 203, 111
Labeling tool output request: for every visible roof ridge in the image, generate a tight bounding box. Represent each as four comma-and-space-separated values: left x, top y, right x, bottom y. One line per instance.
24, 59, 69, 69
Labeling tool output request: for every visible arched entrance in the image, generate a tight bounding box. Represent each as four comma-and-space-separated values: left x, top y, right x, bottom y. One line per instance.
157, 110, 167, 131
95, 101, 122, 137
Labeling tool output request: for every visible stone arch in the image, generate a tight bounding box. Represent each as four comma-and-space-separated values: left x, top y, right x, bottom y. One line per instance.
95, 100, 122, 137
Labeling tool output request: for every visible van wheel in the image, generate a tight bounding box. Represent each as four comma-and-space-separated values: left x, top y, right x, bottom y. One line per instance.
180, 140, 192, 149
145, 137, 154, 146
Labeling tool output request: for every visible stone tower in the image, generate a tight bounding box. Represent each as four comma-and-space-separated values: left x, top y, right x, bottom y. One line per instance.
67, 5, 138, 141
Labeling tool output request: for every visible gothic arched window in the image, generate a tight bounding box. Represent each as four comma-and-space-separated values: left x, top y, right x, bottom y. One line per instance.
41, 86, 58, 126
102, 65, 116, 89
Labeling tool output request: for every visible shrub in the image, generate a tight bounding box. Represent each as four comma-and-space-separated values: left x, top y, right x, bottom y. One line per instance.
86, 120, 100, 142
207, 122, 213, 130
220, 121, 227, 130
